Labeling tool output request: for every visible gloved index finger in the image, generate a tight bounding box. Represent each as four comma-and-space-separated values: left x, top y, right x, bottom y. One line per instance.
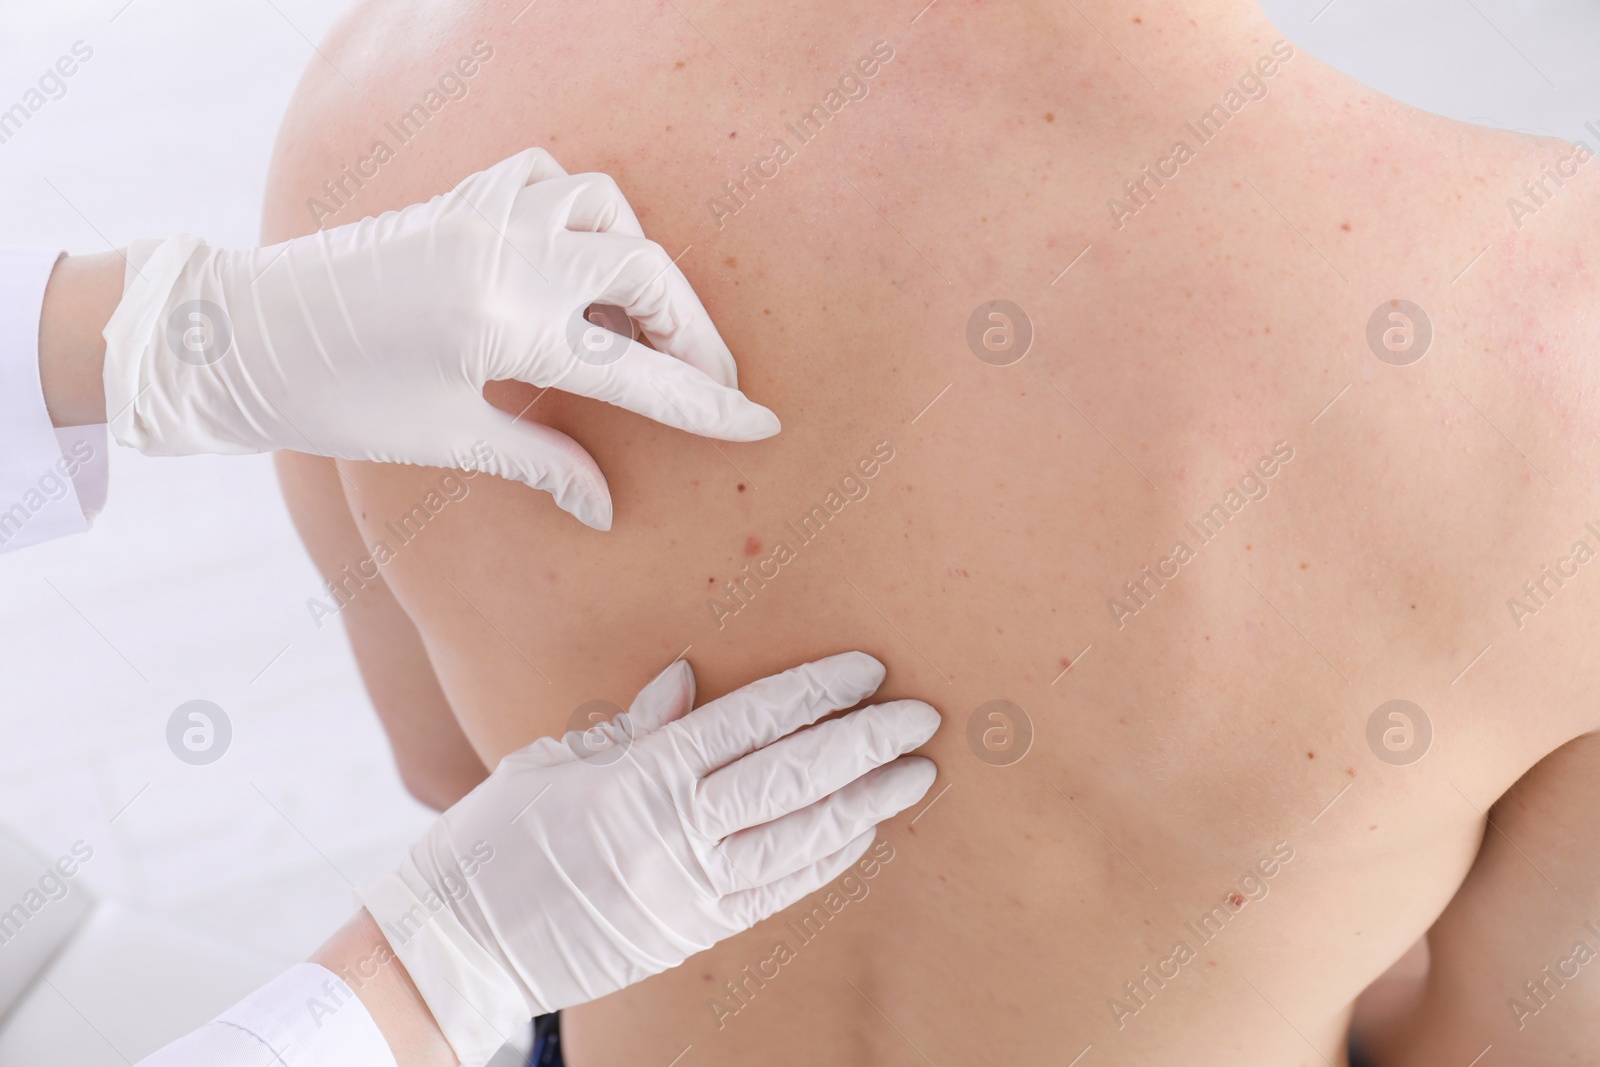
553, 338, 780, 442
664, 652, 887, 778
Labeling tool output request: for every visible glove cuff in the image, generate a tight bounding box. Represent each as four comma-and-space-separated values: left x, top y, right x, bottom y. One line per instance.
101, 234, 207, 453
358, 865, 536, 1067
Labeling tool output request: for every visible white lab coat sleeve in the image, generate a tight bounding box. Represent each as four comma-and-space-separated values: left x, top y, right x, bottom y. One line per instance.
132, 963, 400, 1067
0, 245, 110, 554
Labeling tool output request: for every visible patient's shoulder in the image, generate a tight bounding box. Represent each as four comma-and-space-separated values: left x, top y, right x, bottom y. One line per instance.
1450, 130, 1600, 483
261, 0, 510, 243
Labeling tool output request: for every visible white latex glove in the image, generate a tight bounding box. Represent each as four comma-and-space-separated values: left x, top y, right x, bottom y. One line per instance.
359, 652, 938, 1066
100, 147, 778, 529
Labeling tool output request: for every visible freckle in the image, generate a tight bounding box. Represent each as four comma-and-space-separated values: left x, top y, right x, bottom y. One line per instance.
1369, 824, 1377, 830
1411, 603, 1417, 610
907, 824, 917, 835
1246, 544, 1252, 551
708, 577, 715, 585
725, 256, 738, 268
1341, 221, 1352, 231
763, 308, 772, 315
1133, 15, 1143, 22
675, 61, 685, 69
744, 536, 761, 557
1347, 767, 1357, 778
1300, 561, 1309, 569
1044, 112, 1055, 122
736, 483, 746, 493
1307, 751, 1315, 759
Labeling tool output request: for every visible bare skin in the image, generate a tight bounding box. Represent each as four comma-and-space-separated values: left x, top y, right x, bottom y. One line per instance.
264, 1, 1600, 1063
311, 910, 457, 1067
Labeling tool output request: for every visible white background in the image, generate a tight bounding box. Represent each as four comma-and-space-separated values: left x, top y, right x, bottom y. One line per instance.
0, 0, 1597, 1039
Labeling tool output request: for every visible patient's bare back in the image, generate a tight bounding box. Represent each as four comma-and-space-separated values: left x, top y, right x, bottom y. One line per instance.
264, 1, 1600, 1063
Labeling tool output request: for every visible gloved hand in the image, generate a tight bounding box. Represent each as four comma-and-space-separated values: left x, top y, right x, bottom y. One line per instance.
359, 652, 938, 1066
99, 147, 777, 530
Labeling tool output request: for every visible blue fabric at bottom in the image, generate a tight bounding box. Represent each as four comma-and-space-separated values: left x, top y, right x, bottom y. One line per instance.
530, 1013, 563, 1067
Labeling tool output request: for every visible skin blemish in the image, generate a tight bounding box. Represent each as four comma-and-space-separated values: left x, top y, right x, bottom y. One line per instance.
762, 308, 772, 315
729, 131, 738, 138
725, 256, 738, 268
1347, 767, 1357, 778
1307, 751, 1315, 759
1230, 894, 1245, 907
736, 483, 746, 493
675, 61, 685, 69
1300, 561, 1309, 569
1045, 112, 1055, 122
1341, 221, 1352, 231
744, 536, 761, 557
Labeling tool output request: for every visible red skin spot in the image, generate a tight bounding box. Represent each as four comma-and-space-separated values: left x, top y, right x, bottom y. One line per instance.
1060, 656, 1072, 668
1230, 894, 1245, 907
744, 536, 761, 557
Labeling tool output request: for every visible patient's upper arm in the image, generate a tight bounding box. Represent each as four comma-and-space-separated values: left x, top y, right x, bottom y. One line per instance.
1360, 731, 1600, 1064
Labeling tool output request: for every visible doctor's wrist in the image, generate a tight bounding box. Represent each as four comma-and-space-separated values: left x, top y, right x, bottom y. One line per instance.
37, 250, 120, 428
310, 908, 458, 1067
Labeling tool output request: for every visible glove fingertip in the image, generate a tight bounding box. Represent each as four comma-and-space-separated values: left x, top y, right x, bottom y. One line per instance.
630, 658, 697, 733
818, 651, 887, 700
574, 488, 614, 531
887, 756, 939, 809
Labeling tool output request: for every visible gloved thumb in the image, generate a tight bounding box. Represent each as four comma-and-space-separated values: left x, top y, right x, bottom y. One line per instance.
627, 659, 696, 736
458, 407, 614, 530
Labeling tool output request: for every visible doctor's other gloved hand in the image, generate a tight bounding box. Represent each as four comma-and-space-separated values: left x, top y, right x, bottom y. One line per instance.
100, 147, 776, 529
358, 652, 939, 1066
